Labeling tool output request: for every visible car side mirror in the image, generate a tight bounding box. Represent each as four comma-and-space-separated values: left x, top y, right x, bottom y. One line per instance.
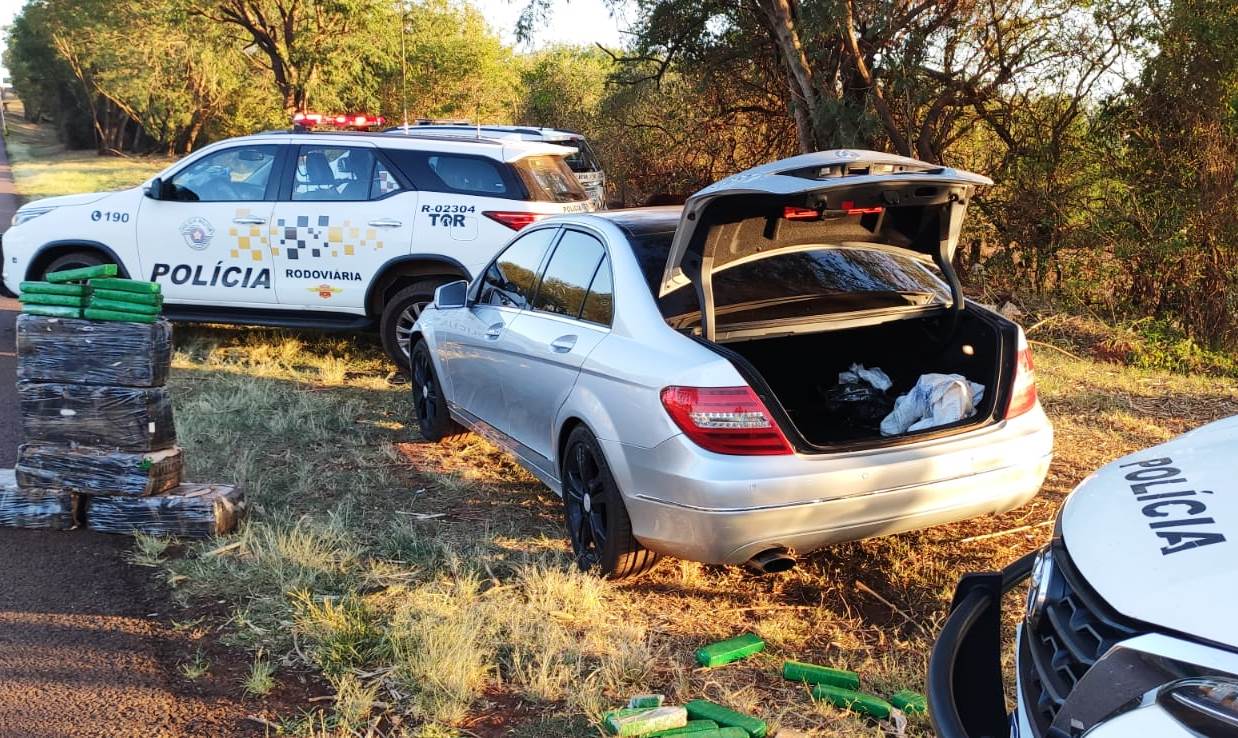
433, 280, 469, 310
146, 177, 174, 201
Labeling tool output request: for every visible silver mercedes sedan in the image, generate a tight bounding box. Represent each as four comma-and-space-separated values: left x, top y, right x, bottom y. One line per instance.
408, 150, 1054, 578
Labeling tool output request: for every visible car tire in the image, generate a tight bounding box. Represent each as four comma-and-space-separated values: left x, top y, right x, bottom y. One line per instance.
561, 425, 660, 579
410, 340, 467, 443
43, 250, 109, 277
380, 280, 442, 373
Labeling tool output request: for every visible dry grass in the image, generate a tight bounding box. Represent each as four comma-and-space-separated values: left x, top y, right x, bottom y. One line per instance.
153, 323, 1238, 737
7, 116, 1236, 735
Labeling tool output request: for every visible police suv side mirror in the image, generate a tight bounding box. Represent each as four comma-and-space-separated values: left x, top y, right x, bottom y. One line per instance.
146, 177, 174, 201
433, 280, 469, 310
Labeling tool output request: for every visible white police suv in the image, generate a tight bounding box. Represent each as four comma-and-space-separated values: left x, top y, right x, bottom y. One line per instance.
0, 124, 594, 367
929, 415, 1238, 738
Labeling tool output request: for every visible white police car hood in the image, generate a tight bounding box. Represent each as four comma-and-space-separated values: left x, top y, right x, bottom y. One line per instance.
1060, 414, 1238, 646
18, 191, 116, 212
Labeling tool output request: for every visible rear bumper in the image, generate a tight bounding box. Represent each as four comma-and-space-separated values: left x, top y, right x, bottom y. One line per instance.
927, 551, 1036, 738
607, 410, 1053, 564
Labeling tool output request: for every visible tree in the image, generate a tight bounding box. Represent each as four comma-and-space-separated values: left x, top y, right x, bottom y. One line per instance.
194, 0, 397, 114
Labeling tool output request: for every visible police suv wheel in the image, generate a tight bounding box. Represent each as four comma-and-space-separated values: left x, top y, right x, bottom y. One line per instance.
410, 340, 466, 443
561, 426, 660, 579
380, 281, 440, 372
44, 250, 108, 277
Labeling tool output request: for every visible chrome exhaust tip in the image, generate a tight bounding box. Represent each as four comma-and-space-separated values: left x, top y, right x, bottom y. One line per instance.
746, 548, 797, 574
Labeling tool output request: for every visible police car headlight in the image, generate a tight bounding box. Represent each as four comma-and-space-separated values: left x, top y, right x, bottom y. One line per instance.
1157, 677, 1238, 734
1024, 546, 1054, 628
12, 207, 55, 227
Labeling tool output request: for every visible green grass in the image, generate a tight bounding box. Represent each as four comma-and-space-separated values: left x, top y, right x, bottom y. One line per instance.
7, 115, 1238, 735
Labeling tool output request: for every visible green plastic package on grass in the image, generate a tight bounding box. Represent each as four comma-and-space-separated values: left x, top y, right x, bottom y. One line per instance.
695, 633, 765, 668
684, 700, 767, 737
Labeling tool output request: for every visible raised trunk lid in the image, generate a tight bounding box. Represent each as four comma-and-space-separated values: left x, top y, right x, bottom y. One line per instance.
660, 150, 992, 340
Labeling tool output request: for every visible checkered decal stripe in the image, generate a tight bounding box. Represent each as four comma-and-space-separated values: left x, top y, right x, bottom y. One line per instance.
272, 215, 384, 261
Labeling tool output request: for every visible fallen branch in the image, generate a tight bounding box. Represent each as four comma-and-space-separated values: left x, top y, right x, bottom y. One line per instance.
957, 520, 1053, 544
244, 715, 281, 732
855, 580, 929, 637
1028, 339, 1084, 361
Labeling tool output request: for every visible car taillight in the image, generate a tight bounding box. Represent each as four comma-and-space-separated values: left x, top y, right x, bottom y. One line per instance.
1004, 330, 1038, 419
660, 386, 793, 456
483, 211, 546, 230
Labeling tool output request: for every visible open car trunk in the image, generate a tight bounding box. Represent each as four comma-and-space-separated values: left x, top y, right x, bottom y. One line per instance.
717, 308, 1017, 449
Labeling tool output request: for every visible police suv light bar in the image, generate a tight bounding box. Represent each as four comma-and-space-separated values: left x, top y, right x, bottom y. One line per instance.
292, 112, 387, 130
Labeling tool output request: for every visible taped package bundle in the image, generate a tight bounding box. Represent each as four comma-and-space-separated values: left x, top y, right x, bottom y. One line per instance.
16, 444, 182, 496
18, 381, 176, 452
15, 315, 172, 387
86, 483, 244, 538
0, 469, 78, 530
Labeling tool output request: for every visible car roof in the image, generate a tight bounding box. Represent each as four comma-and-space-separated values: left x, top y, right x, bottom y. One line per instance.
224, 131, 574, 162
388, 124, 584, 140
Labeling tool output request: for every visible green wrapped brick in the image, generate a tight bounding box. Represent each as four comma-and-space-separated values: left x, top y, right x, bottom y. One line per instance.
46, 263, 117, 283
695, 633, 765, 668
629, 694, 666, 709
20, 293, 90, 308
84, 307, 159, 324
604, 706, 688, 736
90, 297, 161, 316
21, 305, 84, 318
782, 660, 860, 690
684, 700, 767, 738
648, 720, 720, 736
88, 277, 161, 294
19, 281, 88, 296
810, 685, 893, 720
890, 690, 926, 715
92, 288, 163, 306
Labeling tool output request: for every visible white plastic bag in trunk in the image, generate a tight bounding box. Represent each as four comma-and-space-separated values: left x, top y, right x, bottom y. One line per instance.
880, 373, 986, 436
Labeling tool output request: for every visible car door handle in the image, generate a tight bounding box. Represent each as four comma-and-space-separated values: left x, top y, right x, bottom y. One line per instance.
485, 323, 504, 340
232, 217, 267, 225
368, 219, 403, 228
550, 335, 577, 353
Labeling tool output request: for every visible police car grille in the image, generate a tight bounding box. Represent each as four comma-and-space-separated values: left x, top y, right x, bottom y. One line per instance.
1019, 544, 1140, 735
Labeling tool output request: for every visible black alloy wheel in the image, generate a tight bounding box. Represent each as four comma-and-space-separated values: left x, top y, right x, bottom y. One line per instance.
561, 426, 659, 578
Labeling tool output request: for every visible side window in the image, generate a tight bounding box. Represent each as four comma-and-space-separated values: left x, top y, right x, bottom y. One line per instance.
370, 159, 403, 199
479, 228, 557, 308
580, 256, 613, 326
384, 149, 521, 199
531, 230, 605, 319
168, 144, 278, 202
293, 146, 386, 202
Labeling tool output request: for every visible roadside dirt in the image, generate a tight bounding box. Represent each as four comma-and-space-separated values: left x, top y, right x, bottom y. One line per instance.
0, 297, 289, 737
0, 141, 305, 736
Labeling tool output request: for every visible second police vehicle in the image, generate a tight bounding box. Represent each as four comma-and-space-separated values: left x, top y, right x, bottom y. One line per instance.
0, 114, 595, 368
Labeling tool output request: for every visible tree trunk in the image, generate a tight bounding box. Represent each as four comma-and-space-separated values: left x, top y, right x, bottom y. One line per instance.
756, 0, 820, 152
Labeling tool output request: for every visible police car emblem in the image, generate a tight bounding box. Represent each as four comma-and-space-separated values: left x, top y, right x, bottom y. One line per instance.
308, 283, 343, 299
179, 217, 215, 251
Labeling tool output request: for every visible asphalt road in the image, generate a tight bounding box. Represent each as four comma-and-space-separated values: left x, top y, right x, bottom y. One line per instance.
0, 141, 259, 736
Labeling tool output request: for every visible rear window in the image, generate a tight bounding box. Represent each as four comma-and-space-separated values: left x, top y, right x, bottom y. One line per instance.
513, 156, 589, 203
628, 231, 950, 323
557, 138, 602, 173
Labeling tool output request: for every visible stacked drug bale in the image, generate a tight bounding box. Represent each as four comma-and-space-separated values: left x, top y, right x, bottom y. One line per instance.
6, 265, 243, 538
